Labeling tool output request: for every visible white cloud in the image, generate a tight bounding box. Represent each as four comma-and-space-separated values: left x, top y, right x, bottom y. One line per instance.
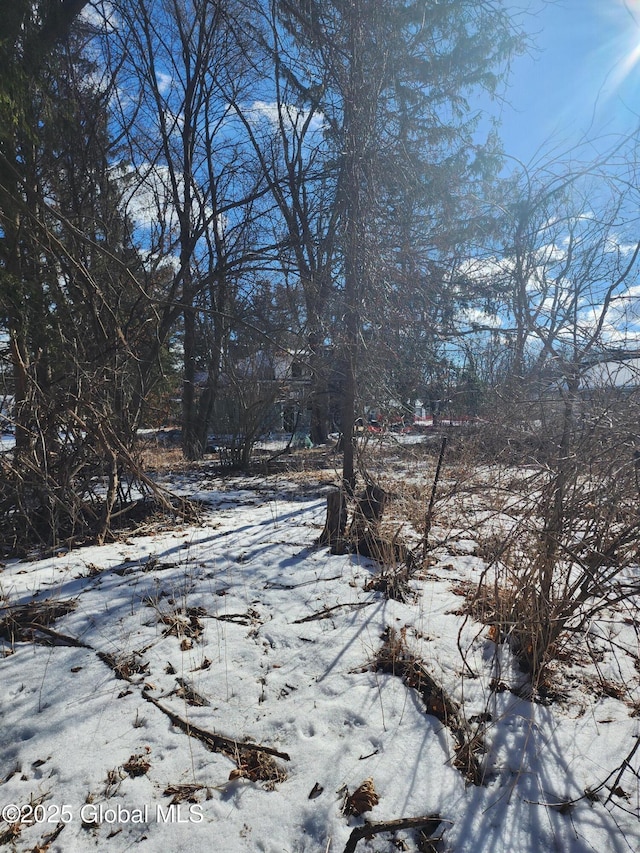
81, 1, 119, 33
156, 71, 173, 96
455, 256, 508, 281
247, 100, 325, 135
115, 163, 227, 252
116, 164, 178, 231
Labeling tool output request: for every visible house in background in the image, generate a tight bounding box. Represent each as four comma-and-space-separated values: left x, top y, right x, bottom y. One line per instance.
580, 352, 640, 393
206, 349, 315, 443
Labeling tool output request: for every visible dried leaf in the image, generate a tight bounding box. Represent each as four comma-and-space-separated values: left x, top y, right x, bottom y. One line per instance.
122, 749, 151, 777
345, 778, 379, 816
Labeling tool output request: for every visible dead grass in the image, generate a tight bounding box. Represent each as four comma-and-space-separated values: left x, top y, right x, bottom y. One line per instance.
364, 564, 413, 601
0, 598, 78, 643
96, 651, 150, 680
175, 677, 210, 707
157, 606, 206, 642
138, 445, 187, 472
0, 821, 22, 845
163, 783, 211, 804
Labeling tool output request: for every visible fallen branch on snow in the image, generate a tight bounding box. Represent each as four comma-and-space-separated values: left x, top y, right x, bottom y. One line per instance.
293, 600, 376, 624
343, 814, 443, 853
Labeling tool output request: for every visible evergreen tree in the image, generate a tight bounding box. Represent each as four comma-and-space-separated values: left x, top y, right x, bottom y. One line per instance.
0, 6, 177, 550
277, 0, 523, 487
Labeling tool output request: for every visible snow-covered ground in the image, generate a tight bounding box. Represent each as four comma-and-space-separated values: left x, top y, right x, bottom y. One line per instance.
0, 434, 14, 452
0, 471, 639, 853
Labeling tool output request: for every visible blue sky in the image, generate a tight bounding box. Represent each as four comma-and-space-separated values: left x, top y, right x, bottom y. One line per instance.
496, 0, 640, 164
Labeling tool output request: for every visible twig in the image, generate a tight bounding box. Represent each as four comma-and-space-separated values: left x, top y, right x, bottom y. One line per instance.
293, 600, 376, 624
524, 736, 640, 811
422, 435, 447, 559
39, 821, 66, 847
603, 736, 640, 805
343, 814, 443, 853
264, 574, 342, 590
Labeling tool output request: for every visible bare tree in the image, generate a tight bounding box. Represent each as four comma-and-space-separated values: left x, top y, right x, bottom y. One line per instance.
109, 0, 269, 459
228, 0, 339, 445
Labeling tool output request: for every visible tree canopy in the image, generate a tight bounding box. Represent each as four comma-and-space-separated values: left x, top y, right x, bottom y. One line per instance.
4, 0, 639, 552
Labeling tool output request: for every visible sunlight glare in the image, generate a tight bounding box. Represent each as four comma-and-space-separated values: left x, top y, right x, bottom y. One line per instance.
607, 0, 640, 92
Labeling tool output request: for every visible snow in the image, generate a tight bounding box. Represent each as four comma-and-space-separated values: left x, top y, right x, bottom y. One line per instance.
0, 472, 639, 853
0, 435, 14, 452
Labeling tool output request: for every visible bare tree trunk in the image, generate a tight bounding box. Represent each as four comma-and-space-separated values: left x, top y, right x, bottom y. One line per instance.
309, 331, 329, 445
182, 292, 201, 460
98, 449, 118, 546
8, 322, 30, 454
317, 489, 348, 549
340, 349, 357, 492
